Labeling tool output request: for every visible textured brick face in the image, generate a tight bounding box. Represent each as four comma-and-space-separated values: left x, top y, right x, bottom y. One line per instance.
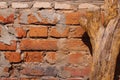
49, 27, 69, 38
4, 52, 21, 63
0, 0, 98, 79
65, 12, 81, 25
69, 26, 85, 38
0, 41, 16, 51
20, 39, 58, 50
15, 27, 26, 38
24, 52, 44, 62
28, 26, 48, 38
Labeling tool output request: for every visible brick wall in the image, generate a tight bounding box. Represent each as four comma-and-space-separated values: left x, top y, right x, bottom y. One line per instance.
1, 0, 119, 80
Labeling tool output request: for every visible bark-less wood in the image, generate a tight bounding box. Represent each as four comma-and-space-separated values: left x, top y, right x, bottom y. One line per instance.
79, 0, 120, 80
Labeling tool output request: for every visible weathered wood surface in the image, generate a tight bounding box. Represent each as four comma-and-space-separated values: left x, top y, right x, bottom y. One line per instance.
80, 0, 120, 80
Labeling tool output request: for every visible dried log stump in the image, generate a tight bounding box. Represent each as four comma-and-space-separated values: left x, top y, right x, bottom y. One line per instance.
79, 0, 120, 80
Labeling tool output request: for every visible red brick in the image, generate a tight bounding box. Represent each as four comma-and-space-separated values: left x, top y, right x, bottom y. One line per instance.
64, 66, 91, 77
59, 39, 89, 51
67, 53, 84, 64
24, 52, 43, 62
4, 52, 21, 63
67, 78, 83, 80
45, 52, 57, 64
28, 26, 48, 38
20, 65, 44, 76
0, 14, 14, 24
0, 26, 1, 37
69, 26, 85, 38
0, 15, 4, 23
15, 27, 26, 38
0, 41, 16, 51
42, 78, 58, 80
27, 13, 58, 24
19, 11, 59, 25
20, 78, 39, 80
49, 27, 69, 38
3, 67, 9, 72
20, 39, 57, 51
1, 78, 17, 80
65, 12, 84, 25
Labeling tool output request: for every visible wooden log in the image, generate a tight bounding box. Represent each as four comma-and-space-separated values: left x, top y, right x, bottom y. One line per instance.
79, 0, 119, 80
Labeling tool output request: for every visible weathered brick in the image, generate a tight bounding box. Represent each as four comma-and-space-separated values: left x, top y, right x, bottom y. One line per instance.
41, 77, 58, 80
20, 65, 44, 76
49, 27, 69, 38
67, 78, 83, 80
65, 12, 82, 25
67, 53, 84, 64
78, 3, 100, 10
63, 66, 91, 77
44, 66, 58, 76
0, 2, 7, 8
55, 2, 72, 9
33, 2, 52, 8
24, 52, 44, 62
1, 78, 17, 80
4, 52, 21, 63
58, 39, 89, 51
45, 52, 57, 64
20, 39, 57, 51
0, 41, 16, 51
28, 26, 48, 38
19, 10, 60, 25
0, 9, 14, 23
20, 78, 38, 80
12, 2, 29, 9
69, 26, 85, 38
0, 14, 14, 24
15, 27, 26, 38
0, 26, 1, 37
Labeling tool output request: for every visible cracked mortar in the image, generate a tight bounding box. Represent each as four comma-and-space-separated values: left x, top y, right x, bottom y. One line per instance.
20, 10, 66, 34
0, 25, 16, 45
0, 52, 11, 77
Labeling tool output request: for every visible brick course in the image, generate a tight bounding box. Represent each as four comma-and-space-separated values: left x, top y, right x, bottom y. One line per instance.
0, 0, 105, 79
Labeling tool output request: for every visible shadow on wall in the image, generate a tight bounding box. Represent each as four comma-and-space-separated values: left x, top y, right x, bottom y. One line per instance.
82, 32, 92, 56
114, 52, 120, 80
81, 32, 120, 80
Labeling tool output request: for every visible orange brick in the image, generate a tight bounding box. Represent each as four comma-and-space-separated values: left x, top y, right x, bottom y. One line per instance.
68, 53, 83, 64
20, 65, 44, 76
67, 78, 83, 80
19, 11, 59, 25
0, 41, 16, 51
4, 52, 21, 63
28, 26, 48, 37
1, 78, 17, 80
24, 52, 43, 62
59, 39, 89, 51
69, 26, 85, 38
0, 15, 4, 23
20, 39, 58, 51
41, 78, 58, 80
49, 27, 69, 38
15, 27, 26, 38
65, 12, 81, 25
0, 14, 14, 24
64, 66, 91, 77
0, 26, 1, 37
27, 13, 38, 24
20, 78, 39, 80
45, 52, 57, 64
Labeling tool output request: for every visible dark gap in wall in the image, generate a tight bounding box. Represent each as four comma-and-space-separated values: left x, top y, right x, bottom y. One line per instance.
82, 32, 92, 56
114, 51, 120, 80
